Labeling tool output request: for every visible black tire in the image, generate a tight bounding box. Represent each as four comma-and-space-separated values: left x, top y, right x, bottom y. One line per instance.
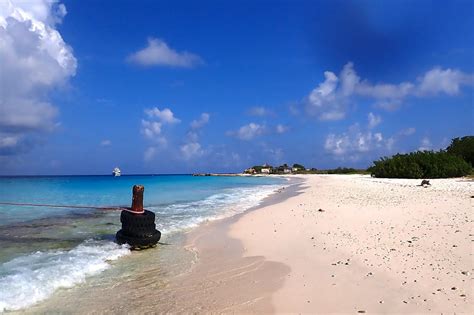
121, 223, 157, 238
120, 210, 157, 238
116, 229, 161, 248
120, 210, 155, 224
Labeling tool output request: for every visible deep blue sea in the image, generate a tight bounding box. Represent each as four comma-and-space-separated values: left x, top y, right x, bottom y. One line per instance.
0, 175, 285, 311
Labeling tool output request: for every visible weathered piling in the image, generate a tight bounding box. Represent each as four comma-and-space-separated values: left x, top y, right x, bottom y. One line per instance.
131, 185, 144, 213
116, 185, 161, 249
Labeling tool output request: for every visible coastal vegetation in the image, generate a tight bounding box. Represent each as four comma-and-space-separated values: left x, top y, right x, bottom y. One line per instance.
369, 136, 473, 179
446, 136, 474, 166
244, 137, 473, 179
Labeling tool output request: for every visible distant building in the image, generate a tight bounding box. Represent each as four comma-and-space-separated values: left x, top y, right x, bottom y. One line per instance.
292, 167, 300, 172
261, 167, 271, 174
283, 167, 292, 174
244, 168, 256, 174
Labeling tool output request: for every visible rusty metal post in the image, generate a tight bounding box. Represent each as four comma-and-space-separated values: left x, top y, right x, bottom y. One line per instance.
131, 185, 144, 213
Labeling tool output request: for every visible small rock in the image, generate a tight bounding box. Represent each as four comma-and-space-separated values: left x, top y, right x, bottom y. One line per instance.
357, 311, 366, 314
318, 208, 325, 212
460, 294, 466, 298
461, 271, 470, 276
451, 287, 457, 290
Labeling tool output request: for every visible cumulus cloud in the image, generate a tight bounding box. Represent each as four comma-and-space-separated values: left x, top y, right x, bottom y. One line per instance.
324, 124, 387, 160
190, 113, 210, 129
145, 107, 180, 124
0, 0, 77, 155
141, 120, 162, 139
127, 38, 203, 68
306, 70, 347, 120
305, 62, 473, 119
180, 112, 210, 160
367, 112, 382, 129
417, 67, 474, 96
140, 107, 177, 160
180, 142, 203, 160
228, 123, 266, 140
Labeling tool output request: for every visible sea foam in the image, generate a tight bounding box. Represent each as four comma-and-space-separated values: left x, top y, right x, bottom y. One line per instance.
153, 184, 283, 233
0, 180, 285, 312
0, 240, 130, 312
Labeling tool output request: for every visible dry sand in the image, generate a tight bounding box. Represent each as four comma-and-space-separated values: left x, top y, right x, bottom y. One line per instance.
187, 174, 473, 313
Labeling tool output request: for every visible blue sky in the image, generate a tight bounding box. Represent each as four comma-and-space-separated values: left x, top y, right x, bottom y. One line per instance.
0, 0, 473, 175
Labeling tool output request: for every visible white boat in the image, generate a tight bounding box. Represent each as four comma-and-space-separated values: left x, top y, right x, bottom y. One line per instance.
112, 167, 121, 177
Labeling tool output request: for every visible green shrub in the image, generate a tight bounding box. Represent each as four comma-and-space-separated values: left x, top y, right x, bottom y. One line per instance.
293, 163, 305, 170
446, 136, 474, 167
370, 150, 472, 178
327, 167, 358, 174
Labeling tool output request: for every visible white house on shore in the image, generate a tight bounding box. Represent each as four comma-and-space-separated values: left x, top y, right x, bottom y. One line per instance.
261, 167, 271, 174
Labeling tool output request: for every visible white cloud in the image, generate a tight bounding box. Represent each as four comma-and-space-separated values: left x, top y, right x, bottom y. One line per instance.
127, 38, 203, 68
324, 124, 387, 160
248, 106, 273, 117
418, 137, 432, 151
417, 67, 474, 96
0, 134, 20, 149
190, 113, 210, 129
141, 120, 162, 139
145, 107, 180, 124
0, 0, 77, 155
305, 62, 474, 119
275, 124, 289, 134
100, 139, 111, 146
367, 112, 382, 129
307, 70, 347, 121
180, 113, 210, 160
228, 123, 265, 140
140, 107, 179, 149
180, 142, 203, 160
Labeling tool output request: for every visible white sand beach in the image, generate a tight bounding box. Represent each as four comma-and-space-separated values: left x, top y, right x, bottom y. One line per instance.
184, 174, 473, 313
19, 174, 473, 314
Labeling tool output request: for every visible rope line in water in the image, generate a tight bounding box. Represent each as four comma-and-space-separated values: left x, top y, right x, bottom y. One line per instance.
0, 202, 120, 210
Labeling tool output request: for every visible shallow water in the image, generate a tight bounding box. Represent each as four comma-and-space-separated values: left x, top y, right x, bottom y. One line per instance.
0, 175, 285, 312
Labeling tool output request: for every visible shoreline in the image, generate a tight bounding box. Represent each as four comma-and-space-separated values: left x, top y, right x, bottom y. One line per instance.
162, 176, 304, 312
13, 176, 292, 313
180, 174, 473, 313
11, 174, 473, 313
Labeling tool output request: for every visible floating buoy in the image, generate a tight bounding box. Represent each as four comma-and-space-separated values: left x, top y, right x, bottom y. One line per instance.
116, 185, 161, 249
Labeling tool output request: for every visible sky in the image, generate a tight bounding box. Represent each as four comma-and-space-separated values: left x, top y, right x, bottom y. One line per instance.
0, 0, 473, 175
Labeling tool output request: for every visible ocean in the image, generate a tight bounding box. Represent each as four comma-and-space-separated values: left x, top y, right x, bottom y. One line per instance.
0, 174, 286, 312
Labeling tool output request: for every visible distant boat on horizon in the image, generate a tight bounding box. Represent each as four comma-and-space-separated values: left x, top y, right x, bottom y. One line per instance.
112, 167, 121, 177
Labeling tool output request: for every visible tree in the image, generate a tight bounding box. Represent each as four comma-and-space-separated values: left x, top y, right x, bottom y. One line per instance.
370, 151, 471, 178
446, 136, 474, 166
293, 163, 305, 169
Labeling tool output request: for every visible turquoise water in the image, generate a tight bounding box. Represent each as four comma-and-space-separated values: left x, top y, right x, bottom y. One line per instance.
0, 175, 285, 311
